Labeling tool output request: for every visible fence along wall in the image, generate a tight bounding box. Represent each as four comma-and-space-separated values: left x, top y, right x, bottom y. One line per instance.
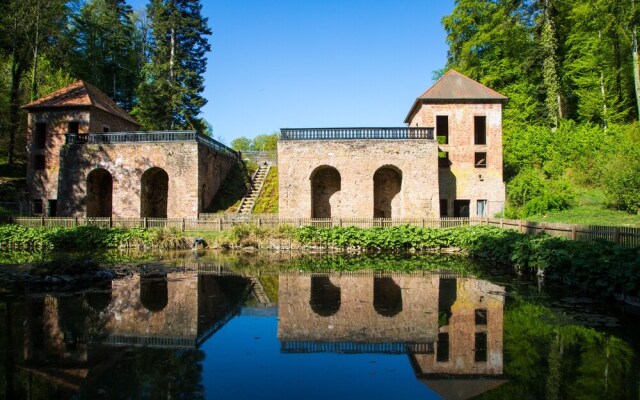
8, 216, 640, 248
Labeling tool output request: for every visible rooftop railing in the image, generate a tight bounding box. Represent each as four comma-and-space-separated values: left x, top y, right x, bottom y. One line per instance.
280, 127, 434, 140
65, 130, 240, 159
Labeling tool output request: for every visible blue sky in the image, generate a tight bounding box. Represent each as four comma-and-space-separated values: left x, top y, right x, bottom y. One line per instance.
128, 0, 454, 144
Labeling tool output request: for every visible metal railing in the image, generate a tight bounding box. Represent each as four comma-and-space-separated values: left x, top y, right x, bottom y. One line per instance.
280, 127, 435, 140
65, 130, 240, 159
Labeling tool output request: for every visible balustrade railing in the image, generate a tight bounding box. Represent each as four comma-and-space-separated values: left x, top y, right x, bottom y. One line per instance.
65, 130, 240, 159
280, 127, 434, 140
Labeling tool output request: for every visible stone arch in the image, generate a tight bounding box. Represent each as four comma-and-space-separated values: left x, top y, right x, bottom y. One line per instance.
373, 165, 402, 218
309, 276, 341, 317
140, 273, 168, 312
373, 277, 403, 317
84, 281, 113, 311
310, 166, 341, 218
140, 167, 169, 218
86, 168, 113, 217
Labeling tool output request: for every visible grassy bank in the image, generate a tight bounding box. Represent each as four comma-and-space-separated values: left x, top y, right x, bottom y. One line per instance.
0, 224, 637, 298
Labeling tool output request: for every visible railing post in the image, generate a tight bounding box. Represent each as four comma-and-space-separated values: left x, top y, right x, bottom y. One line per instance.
109, 217, 113, 228
41, 216, 45, 227
571, 224, 577, 240
75, 217, 79, 227
181, 218, 186, 232
218, 217, 223, 232
500, 218, 504, 229
614, 227, 621, 244
518, 219, 523, 233
143, 217, 148, 229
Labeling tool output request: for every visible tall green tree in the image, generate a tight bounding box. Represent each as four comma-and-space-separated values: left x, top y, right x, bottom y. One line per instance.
133, 0, 211, 131
69, 0, 141, 110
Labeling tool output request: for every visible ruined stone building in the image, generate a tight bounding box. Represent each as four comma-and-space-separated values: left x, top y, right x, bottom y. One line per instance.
23, 81, 240, 218
278, 70, 507, 219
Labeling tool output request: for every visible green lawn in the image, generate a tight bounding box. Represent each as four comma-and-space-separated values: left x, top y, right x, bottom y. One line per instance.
526, 205, 640, 227
253, 166, 278, 214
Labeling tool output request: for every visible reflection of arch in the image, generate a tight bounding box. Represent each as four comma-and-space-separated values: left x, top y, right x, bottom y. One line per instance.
85, 281, 113, 311
373, 166, 402, 218
373, 277, 403, 317
141, 167, 169, 218
310, 276, 341, 317
140, 274, 168, 312
86, 168, 113, 217
310, 166, 341, 218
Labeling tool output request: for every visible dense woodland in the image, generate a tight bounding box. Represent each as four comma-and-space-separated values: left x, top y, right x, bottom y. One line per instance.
0, 0, 211, 165
0, 0, 638, 218
442, 0, 640, 216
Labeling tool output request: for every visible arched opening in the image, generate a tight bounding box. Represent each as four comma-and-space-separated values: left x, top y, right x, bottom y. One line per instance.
373, 166, 402, 218
311, 166, 341, 218
373, 277, 403, 317
141, 167, 169, 218
140, 273, 168, 312
84, 281, 113, 311
86, 168, 113, 217
309, 276, 341, 317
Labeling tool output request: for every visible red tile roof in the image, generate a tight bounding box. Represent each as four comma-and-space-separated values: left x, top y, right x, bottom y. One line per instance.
23, 80, 139, 126
404, 70, 507, 123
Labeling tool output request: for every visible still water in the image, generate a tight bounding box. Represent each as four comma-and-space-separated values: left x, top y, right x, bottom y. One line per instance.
0, 252, 638, 399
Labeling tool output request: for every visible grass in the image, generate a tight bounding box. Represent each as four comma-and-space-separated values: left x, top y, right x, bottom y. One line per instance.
253, 166, 278, 213
525, 188, 640, 227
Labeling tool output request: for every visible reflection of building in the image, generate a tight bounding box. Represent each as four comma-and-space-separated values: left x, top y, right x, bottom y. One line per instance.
20, 273, 251, 390
278, 273, 506, 398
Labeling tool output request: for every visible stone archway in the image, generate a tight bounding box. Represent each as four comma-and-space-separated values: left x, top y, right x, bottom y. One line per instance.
140, 167, 169, 218
140, 273, 168, 313
373, 166, 402, 218
309, 276, 341, 317
86, 168, 113, 217
310, 166, 341, 218
373, 277, 403, 317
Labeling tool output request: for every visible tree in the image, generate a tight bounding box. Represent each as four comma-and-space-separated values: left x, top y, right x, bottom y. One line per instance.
133, 0, 211, 131
230, 137, 251, 151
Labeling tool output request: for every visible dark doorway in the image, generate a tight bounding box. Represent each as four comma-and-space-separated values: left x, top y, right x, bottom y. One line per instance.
86, 168, 113, 217
47, 200, 57, 217
309, 276, 341, 317
373, 166, 402, 218
440, 199, 448, 217
311, 167, 341, 218
141, 167, 169, 218
373, 277, 403, 317
454, 200, 470, 217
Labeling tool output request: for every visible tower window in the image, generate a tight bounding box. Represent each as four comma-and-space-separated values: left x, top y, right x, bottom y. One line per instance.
68, 121, 79, 134
475, 152, 487, 168
34, 155, 45, 170
474, 116, 486, 144
35, 123, 47, 149
436, 115, 449, 144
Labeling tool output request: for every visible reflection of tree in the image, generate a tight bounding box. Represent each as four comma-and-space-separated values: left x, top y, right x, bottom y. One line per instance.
476, 299, 635, 400
82, 348, 205, 399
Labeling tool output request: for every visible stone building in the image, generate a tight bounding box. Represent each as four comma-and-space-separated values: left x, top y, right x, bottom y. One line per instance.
23, 81, 240, 218
278, 70, 507, 218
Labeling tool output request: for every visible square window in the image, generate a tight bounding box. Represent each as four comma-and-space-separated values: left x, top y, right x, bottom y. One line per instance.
475, 309, 488, 325
474, 116, 486, 145
32, 200, 43, 215
68, 121, 79, 134
35, 123, 47, 149
103, 126, 110, 132
475, 152, 487, 168
436, 115, 449, 144
438, 150, 450, 168
475, 332, 487, 362
34, 155, 45, 170
477, 200, 487, 217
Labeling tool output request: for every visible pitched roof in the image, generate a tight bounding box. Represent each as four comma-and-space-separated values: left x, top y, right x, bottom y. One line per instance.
23, 80, 139, 126
404, 69, 507, 123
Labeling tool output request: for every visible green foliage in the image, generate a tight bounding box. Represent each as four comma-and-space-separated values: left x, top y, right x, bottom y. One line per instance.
206, 163, 253, 213
506, 168, 576, 218
253, 166, 279, 213
231, 132, 279, 152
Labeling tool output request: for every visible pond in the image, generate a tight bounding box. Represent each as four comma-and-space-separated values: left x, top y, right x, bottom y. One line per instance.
0, 251, 638, 399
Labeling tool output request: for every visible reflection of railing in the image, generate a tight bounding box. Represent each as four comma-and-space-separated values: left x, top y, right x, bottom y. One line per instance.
280, 127, 434, 140
93, 334, 196, 349
280, 341, 434, 354
65, 130, 240, 159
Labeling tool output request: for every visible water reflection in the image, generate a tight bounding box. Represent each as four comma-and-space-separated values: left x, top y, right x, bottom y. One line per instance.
1, 256, 636, 399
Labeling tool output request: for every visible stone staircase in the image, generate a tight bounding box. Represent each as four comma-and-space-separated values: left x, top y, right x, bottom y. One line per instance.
249, 276, 273, 306
237, 163, 271, 214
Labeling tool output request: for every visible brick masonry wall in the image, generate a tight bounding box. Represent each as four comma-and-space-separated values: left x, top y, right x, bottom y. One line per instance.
90, 107, 140, 132
198, 144, 237, 212
57, 141, 201, 218
278, 139, 440, 218
409, 101, 506, 217
26, 109, 91, 209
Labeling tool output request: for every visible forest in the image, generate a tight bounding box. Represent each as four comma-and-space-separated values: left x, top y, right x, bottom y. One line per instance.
0, 0, 638, 221
0, 0, 211, 166
442, 0, 640, 219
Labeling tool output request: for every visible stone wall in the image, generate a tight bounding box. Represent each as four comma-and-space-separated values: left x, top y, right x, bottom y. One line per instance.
278, 140, 440, 218
408, 101, 505, 217
26, 109, 91, 212
198, 144, 238, 212
89, 107, 140, 133
57, 141, 200, 218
